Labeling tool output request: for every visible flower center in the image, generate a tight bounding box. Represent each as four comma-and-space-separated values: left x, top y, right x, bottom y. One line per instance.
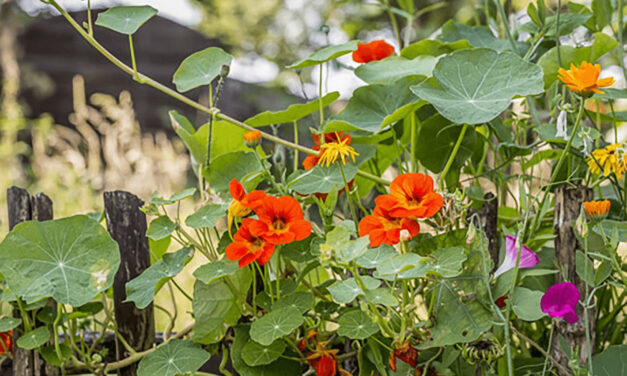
272, 218, 287, 231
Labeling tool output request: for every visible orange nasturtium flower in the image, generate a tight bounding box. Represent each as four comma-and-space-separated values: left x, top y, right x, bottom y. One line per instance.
587, 144, 627, 180
375, 173, 444, 218
352, 40, 395, 63
583, 200, 611, 221
557, 61, 615, 95
358, 206, 420, 247
243, 130, 262, 148
316, 132, 359, 167
303, 132, 352, 170
225, 218, 276, 267
0, 330, 13, 355
227, 179, 267, 233
248, 195, 312, 245
388, 342, 418, 371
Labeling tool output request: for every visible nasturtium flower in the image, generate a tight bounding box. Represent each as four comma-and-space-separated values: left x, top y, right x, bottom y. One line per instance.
495, 295, 508, 308
587, 143, 627, 180
248, 195, 312, 245
557, 61, 615, 95
316, 133, 359, 167
352, 40, 395, 63
303, 132, 352, 170
0, 330, 12, 355
583, 200, 611, 221
375, 173, 444, 218
540, 282, 581, 323
493, 235, 539, 278
243, 130, 262, 148
358, 207, 420, 247
306, 349, 338, 376
225, 218, 276, 267
388, 342, 418, 371
227, 179, 266, 233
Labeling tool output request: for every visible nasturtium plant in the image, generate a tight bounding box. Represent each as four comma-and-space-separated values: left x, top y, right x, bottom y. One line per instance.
3, 0, 626, 374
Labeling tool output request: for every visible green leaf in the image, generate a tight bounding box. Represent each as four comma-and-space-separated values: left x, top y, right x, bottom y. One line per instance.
519, 13, 592, 37
40, 344, 72, 366
242, 340, 287, 366
327, 276, 380, 304
16, 327, 50, 350
593, 88, 627, 99
591, 345, 626, 376
429, 247, 467, 278
354, 56, 437, 85
289, 144, 376, 194
94, 6, 157, 35
193, 259, 240, 285
538, 32, 618, 87
137, 339, 210, 376
318, 226, 367, 263
0, 317, 21, 331
271, 292, 314, 314
169, 110, 207, 166
364, 288, 398, 307
401, 39, 470, 59
146, 216, 176, 241
596, 219, 627, 242
512, 287, 545, 321
204, 151, 263, 194
125, 247, 192, 309
375, 253, 431, 280
575, 251, 596, 287
437, 20, 528, 54
185, 204, 227, 229
37, 307, 57, 324
210, 120, 248, 161
355, 244, 397, 269
324, 77, 426, 133
337, 310, 379, 339
411, 48, 544, 125
595, 261, 613, 286
173, 47, 233, 92
0, 215, 120, 307
245, 92, 340, 126
231, 324, 302, 376
193, 268, 250, 344
287, 41, 359, 69
592, 0, 612, 30
150, 188, 197, 206
250, 307, 304, 346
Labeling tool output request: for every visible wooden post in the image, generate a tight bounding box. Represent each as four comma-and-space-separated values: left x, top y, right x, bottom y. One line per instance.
104, 191, 155, 376
467, 192, 499, 271
7, 187, 55, 376
552, 185, 594, 374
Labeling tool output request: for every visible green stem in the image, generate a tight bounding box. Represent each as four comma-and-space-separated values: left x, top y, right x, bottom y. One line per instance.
275, 247, 281, 300
583, 236, 594, 375
293, 121, 299, 172
383, 0, 402, 47
493, 0, 518, 53
53, 304, 64, 363
410, 112, 417, 172
87, 0, 93, 36
318, 64, 324, 127
128, 35, 139, 81
556, 0, 562, 66
254, 151, 285, 194
618, 0, 626, 81
338, 162, 359, 231
440, 123, 469, 190
541, 322, 555, 376
170, 279, 193, 302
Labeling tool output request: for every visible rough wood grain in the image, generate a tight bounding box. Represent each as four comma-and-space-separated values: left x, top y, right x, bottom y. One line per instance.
552, 185, 594, 375
103, 191, 155, 376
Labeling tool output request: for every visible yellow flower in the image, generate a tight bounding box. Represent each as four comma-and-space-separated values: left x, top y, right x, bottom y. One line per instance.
583, 200, 610, 221
557, 61, 615, 95
317, 133, 359, 167
587, 143, 627, 180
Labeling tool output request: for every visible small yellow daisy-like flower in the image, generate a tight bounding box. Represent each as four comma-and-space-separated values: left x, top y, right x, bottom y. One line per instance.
587, 143, 627, 180
583, 200, 610, 221
557, 61, 615, 95
317, 133, 359, 167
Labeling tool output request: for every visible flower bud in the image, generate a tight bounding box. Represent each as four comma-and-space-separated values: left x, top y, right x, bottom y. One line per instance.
243, 130, 261, 149
576, 207, 589, 238
399, 229, 411, 242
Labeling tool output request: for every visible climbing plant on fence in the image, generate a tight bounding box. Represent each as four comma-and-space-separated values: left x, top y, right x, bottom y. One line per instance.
0, 0, 626, 375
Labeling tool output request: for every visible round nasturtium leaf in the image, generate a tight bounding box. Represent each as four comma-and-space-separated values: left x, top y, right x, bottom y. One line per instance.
337, 310, 379, 339
16, 326, 50, 350
95, 6, 158, 35
137, 339, 210, 376
250, 307, 304, 346
0, 215, 120, 307
241, 339, 287, 366
0, 317, 21, 332
173, 47, 233, 92
411, 48, 544, 125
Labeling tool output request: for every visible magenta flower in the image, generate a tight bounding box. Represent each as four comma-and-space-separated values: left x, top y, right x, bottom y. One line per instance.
493, 235, 540, 277
540, 282, 581, 323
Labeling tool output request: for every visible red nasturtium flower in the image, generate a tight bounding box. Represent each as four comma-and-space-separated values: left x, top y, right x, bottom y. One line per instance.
225, 218, 276, 267
352, 40, 395, 63
0, 330, 13, 355
495, 295, 508, 308
227, 179, 267, 232
375, 173, 444, 218
389, 342, 418, 371
249, 195, 312, 245
359, 206, 420, 247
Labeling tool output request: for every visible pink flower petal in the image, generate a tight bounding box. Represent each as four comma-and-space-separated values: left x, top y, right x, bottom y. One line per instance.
493, 235, 540, 277
541, 282, 581, 323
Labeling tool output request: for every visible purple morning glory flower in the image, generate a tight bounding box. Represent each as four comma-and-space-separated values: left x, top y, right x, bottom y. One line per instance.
493, 235, 540, 277
540, 282, 581, 323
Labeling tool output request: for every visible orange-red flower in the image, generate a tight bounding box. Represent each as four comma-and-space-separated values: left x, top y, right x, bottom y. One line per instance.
225, 218, 276, 267
557, 61, 615, 95
0, 330, 13, 355
243, 130, 262, 148
359, 207, 420, 247
388, 342, 418, 371
248, 195, 312, 245
304, 339, 340, 376
352, 40, 395, 63
227, 179, 267, 232
495, 295, 508, 308
375, 173, 443, 218
303, 132, 352, 171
